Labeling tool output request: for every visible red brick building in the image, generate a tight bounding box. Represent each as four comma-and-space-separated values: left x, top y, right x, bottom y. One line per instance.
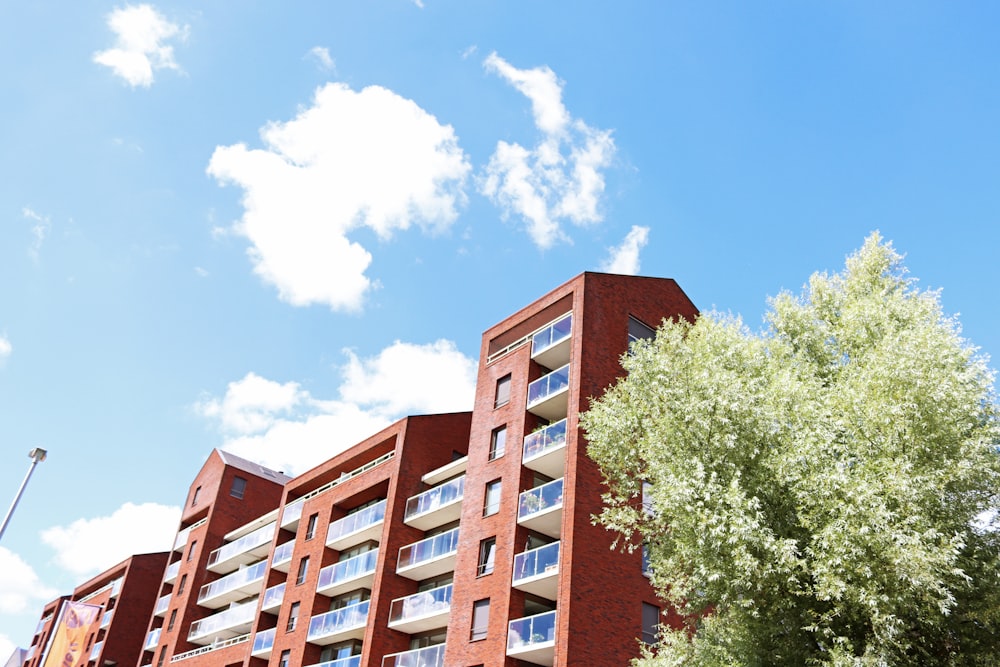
22, 272, 697, 667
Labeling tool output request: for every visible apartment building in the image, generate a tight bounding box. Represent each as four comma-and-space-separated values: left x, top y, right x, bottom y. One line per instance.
21, 272, 698, 667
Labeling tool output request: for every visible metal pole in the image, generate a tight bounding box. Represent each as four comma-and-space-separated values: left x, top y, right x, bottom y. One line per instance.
0, 448, 47, 543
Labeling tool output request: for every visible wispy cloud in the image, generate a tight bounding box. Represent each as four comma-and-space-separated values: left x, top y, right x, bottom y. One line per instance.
23, 207, 50, 262
93, 4, 186, 88
207, 83, 470, 311
0, 548, 58, 615
600, 225, 650, 275
308, 46, 335, 71
0, 335, 11, 366
197, 340, 477, 475
480, 52, 616, 249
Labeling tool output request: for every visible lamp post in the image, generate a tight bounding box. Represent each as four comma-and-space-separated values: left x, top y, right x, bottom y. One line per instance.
0, 448, 47, 543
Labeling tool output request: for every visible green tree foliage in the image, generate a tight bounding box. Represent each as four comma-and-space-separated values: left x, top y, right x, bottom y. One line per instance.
582, 234, 1000, 666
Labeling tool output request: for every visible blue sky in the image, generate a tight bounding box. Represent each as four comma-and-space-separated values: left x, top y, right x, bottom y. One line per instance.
2, 0, 1000, 653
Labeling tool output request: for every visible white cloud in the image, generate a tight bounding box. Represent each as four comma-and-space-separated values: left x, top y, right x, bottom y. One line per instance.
480, 53, 616, 249
93, 4, 186, 88
207, 82, 470, 311
0, 636, 14, 664
308, 46, 335, 71
194, 266, 208, 277
600, 225, 650, 275
0, 336, 10, 365
198, 340, 477, 475
0, 548, 58, 615
23, 207, 50, 262
40, 503, 180, 577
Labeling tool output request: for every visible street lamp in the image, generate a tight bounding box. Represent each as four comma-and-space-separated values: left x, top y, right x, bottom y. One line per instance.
0, 448, 47, 543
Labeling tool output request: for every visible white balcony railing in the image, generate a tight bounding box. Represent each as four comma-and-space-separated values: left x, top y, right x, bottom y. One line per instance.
207, 522, 275, 573
531, 313, 572, 368
397, 527, 460, 580
507, 610, 557, 664
187, 599, 257, 645
143, 627, 161, 652
251, 627, 275, 656
522, 418, 568, 478
304, 656, 362, 667
387, 584, 452, 634
307, 600, 369, 645
513, 541, 560, 599
272, 540, 294, 571
526, 364, 570, 421
261, 582, 285, 613
327, 500, 387, 550
381, 644, 445, 667
316, 549, 379, 597
403, 476, 465, 530
517, 479, 564, 539
197, 560, 266, 608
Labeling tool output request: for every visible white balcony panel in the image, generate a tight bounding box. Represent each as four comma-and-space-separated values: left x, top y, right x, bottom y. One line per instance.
396, 528, 460, 581
207, 523, 275, 574
522, 419, 568, 479
305, 657, 361, 667
271, 541, 294, 573
163, 560, 180, 584
316, 549, 378, 598
327, 500, 386, 552
531, 313, 572, 369
387, 584, 452, 634
197, 560, 266, 609
251, 627, 275, 658
381, 644, 445, 667
512, 542, 560, 600
403, 476, 465, 531
281, 499, 305, 531
517, 479, 564, 539
507, 611, 556, 666
420, 456, 468, 486
261, 583, 285, 614
187, 600, 257, 646
526, 365, 570, 421
154, 594, 171, 617
307, 601, 369, 645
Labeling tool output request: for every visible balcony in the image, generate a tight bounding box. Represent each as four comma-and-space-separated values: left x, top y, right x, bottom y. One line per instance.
381, 644, 445, 667
421, 455, 468, 486
208, 522, 276, 574
101, 609, 114, 628
281, 498, 305, 531
90, 640, 103, 662
307, 600, 369, 645
526, 365, 570, 421
154, 593, 170, 617
387, 584, 452, 634
261, 582, 285, 614
163, 560, 180, 584
507, 610, 557, 666
143, 628, 161, 652
513, 542, 560, 600
522, 418, 568, 478
251, 627, 275, 658
403, 476, 465, 531
187, 599, 257, 645
316, 549, 379, 598
397, 527, 460, 581
327, 500, 387, 551
271, 540, 294, 572
517, 479, 564, 539
173, 525, 193, 552
305, 657, 361, 667
531, 313, 572, 369
198, 560, 267, 609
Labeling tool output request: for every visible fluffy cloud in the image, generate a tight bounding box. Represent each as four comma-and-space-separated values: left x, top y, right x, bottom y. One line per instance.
198, 340, 477, 475
93, 4, 185, 88
480, 53, 616, 249
600, 225, 650, 275
40, 503, 180, 577
207, 83, 470, 311
308, 46, 335, 70
0, 548, 58, 615
23, 207, 50, 262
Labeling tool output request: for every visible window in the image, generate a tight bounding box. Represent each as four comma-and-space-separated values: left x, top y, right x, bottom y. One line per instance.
477, 538, 496, 576
470, 599, 490, 640
187, 540, 197, 562
489, 426, 507, 460
642, 544, 652, 577
287, 602, 300, 632
641, 602, 660, 644
177, 574, 187, 595
278, 650, 291, 667
483, 480, 502, 517
167, 609, 176, 631
231, 476, 247, 499
628, 316, 656, 350
494, 374, 511, 408
305, 513, 319, 540
191, 486, 201, 507
296, 556, 310, 585
156, 647, 167, 667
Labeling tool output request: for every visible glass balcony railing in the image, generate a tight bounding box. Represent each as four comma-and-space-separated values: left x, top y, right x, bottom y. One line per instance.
327, 500, 387, 544
281, 499, 305, 527
251, 627, 275, 655
110, 577, 123, 597
174, 525, 193, 551
198, 560, 266, 603
397, 527, 460, 571
262, 582, 285, 610
144, 628, 161, 651
101, 609, 114, 627
527, 365, 570, 408
404, 476, 465, 521
188, 600, 256, 642
388, 584, 453, 625
272, 541, 294, 568
513, 542, 560, 583
508, 610, 557, 651
207, 523, 275, 568
522, 419, 568, 462
317, 549, 379, 593
518, 479, 564, 520
532, 313, 572, 356
307, 600, 370, 642
90, 640, 103, 661
381, 644, 446, 667
163, 560, 180, 582
154, 593, 170, 616
305, 656, 362, 667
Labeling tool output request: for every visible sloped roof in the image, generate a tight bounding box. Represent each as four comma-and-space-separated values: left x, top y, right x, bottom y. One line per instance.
217, 449, 292, 484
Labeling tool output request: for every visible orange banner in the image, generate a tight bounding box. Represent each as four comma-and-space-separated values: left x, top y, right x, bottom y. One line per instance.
41, 601, 101, 667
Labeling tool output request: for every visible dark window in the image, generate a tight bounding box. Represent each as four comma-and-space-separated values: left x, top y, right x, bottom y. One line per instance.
477, 538, 497, 576
278, 650, 291, 667
489, 426, 506, 460
156, 647, 167, 667
287, 602, 300, 632
642, 543, 652, 577
296, 557, 310, 585
470, 598, 490, 640
177, 574, 187, 594
305, 513, 319, 540
628, 316, 656, 350
483, 480, 502, 517
167, 609, 177, 631
187, 540, 197, 561
231, 476, 247, 499
191, 486, 201, 507
642, 602, 660, 644
494, 375, 511, 408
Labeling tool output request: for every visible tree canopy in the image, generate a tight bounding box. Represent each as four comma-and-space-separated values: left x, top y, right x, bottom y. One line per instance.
582, 234, 1000, 666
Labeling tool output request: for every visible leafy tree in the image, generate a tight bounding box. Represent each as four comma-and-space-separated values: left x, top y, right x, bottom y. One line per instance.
582, 234, 1000, 666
